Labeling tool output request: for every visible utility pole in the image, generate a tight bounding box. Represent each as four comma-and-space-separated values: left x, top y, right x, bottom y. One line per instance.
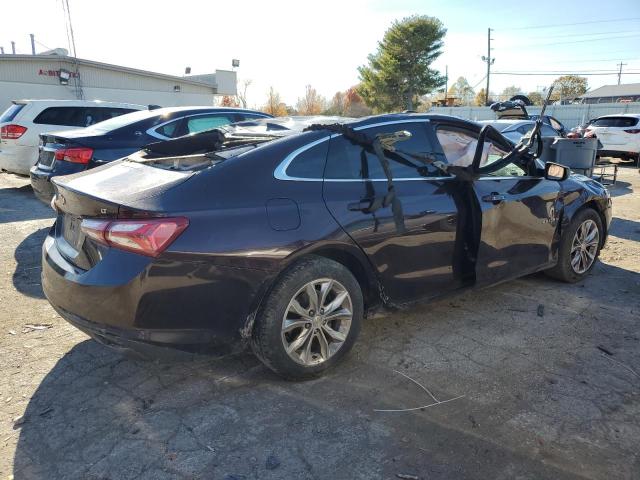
444, 65, 448, 106
481, 28, 495, 106
617, 62, 627, 85
30, 34, 35, 55
11, 41, 15, 54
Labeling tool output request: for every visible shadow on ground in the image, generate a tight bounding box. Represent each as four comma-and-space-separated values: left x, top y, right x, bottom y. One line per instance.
608, 217, 640, 242
0, 184, 54, 224
12, 227, 49, 299
13, 336, 599, 480
13, 253, 640, 480
606, 180, 633, 198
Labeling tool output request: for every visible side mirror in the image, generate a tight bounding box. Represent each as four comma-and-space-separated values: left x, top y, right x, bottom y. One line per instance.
545, 162, 569, 181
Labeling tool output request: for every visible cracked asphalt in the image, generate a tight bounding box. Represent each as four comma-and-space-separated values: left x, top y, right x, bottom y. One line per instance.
1, 168, 639, 480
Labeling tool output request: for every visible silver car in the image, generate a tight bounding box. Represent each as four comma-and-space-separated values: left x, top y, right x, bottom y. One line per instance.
478, 120, 560, 144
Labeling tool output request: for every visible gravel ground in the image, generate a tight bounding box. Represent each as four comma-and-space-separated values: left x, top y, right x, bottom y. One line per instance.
0, 167, 639, 480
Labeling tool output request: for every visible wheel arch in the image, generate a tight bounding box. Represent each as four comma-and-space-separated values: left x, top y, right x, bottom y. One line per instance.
562, 198, 609, 247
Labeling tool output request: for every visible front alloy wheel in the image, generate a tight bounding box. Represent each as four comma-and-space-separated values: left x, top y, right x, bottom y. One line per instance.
570, 219, 599, 274
282, 279, 353, 366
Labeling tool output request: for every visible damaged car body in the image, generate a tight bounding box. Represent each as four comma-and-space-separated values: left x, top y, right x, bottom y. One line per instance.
41, 108, 612, 379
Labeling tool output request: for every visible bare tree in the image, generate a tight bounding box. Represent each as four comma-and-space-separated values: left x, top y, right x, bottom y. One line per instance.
296, 85, 326, 115
236, 79, 252, 109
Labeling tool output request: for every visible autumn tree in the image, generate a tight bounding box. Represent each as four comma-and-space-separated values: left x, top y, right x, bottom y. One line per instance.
500, 85, 522, 100
295, 85, 326, 115
448, 76, 474, 105
325, 91, 345, 116
526, 91, 544, 106
474, 88, 487, 106
358, 15, 446, 112
262, 87, 288, 117
551, 75, 588, 101
219, 95, 239, 107
343, 86, 372, 117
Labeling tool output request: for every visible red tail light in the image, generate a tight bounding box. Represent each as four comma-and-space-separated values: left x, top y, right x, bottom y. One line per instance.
0, 124, 27, 139
54, 147, 94, 164
80, 217, 189, 257
624, 129, 640, 134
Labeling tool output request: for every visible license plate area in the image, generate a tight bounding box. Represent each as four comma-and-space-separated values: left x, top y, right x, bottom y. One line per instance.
62, 214, 83, 250
38, 149, 55, 168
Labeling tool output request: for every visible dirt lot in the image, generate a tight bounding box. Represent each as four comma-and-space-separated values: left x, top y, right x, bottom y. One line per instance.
0, 168, 639, 480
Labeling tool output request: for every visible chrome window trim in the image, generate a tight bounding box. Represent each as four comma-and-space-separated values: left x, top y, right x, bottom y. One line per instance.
273, 119, 448, 182
146, 111, 269, 140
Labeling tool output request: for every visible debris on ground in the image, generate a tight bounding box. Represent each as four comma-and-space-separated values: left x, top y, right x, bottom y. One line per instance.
537, 304, 545, 317
266, 454, 281, 470
12, 416, 25, 428
597, 345, 613, 356
374, 370, 464, 413
396, 474, 419, 480
7, 330, 16, 335
22, 323, 53, 333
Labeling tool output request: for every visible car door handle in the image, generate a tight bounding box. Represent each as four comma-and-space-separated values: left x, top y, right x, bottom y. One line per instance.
482, 192, 506, 204
348, 199, 374, 212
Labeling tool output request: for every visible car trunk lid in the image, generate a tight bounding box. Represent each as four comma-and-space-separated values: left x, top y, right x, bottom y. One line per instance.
52, 160, 194, 270
38, 132, 103, 168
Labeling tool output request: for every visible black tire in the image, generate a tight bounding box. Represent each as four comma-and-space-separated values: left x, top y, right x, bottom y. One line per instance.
545, 208, 603, 283
251, 256, 363, 380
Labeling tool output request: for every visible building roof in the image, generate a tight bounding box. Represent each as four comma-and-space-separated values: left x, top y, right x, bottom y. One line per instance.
0, 54, 218, 90
579, 83, 640, 99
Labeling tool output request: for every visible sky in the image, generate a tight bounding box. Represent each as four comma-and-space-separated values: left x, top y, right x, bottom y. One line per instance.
1, 0, 639, 107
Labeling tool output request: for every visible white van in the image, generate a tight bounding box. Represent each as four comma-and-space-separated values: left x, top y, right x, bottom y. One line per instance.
0, 100, 146, 175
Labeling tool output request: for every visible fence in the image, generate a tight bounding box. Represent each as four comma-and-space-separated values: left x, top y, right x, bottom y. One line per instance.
428, 102, 640, 129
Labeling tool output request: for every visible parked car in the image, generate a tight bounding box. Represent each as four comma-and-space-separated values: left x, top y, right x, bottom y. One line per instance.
30, 106, 271, 203
583, 114, 640, 163
42, 113, 611, 379
0, 100, 146, 175
528, 114, 567, 136
478, 119, 561, 144
489, 98, 567, 136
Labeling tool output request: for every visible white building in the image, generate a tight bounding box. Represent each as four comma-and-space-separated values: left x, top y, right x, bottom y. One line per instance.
0, 51, 237, 110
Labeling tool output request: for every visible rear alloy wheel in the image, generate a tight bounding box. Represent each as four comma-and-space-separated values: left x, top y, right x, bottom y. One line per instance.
545, 208, 603, 283
281, 278, 353, 366
252, 256, 363, 379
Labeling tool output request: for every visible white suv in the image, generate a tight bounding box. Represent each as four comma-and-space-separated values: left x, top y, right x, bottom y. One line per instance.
585, 114, 640, 164
0, 100, 146, 175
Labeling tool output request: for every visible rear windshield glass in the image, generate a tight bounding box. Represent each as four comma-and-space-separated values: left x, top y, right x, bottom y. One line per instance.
87, 109, 162, 131
592, 116, 638, 128
0, 104, 25, 123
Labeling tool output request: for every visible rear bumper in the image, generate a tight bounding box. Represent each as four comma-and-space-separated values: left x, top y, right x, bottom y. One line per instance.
30, 165, 56, 203
52, 304, 239, 357
0, 144, 37, 175
42, 232, 273, 354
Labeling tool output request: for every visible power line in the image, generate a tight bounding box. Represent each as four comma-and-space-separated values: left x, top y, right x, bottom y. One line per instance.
517, 29, 640, 40
499, 17, 640, 31
498, 33, 640, 49
492, 71, 640, 76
